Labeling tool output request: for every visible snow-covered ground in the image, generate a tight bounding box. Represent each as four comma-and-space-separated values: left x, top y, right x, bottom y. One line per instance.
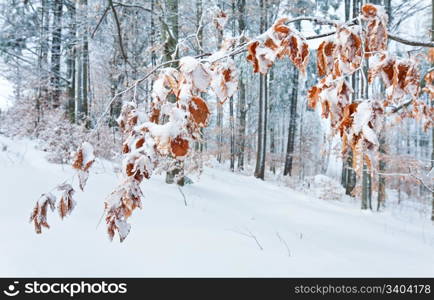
0, 77, 13, 110
0, 135, 433, 277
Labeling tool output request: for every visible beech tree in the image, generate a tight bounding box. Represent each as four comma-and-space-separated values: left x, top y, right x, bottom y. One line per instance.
22, 2, 433, 242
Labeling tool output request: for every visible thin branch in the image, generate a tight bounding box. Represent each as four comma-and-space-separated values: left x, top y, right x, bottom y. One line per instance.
107, 0, 129, 65
177, 186, 188, 207
112, 2, 152, 13
91, 5, 111, 38
0, 48, 71, 84
389, 98, 414, 113
276, 232, 291, 257
229, 227, 263, 250
388, 33, 434, 48
376, 171, 433, 193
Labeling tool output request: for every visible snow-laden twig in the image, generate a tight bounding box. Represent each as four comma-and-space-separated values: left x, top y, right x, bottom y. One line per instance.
376, 171, 434, 193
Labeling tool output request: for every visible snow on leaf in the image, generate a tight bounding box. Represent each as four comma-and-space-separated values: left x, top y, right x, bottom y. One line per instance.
246, 18, 310, 74
369, 56, 420, 105
29, 193, 56, 234
362, 124, 378, 146
170, 136, 189, 158
210, 58, 238, 102
180, 56, 211, 92
72, 142, 95, 172
361, 4, 388, 57
335, 26, 362, 73
189, 96, 210, 127
151, 68, 180, 103
72, 142, 95, 191
353, 101, 372, 134
57, 183, 76, 219
317, 40, 336, 77
105, 179, 143, 242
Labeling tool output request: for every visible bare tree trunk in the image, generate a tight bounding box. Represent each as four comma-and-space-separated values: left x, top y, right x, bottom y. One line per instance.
82, 0, 89, 126
377, 131, 386, 211
237, 79, 247, 170
74, 0, 83, 123
237, 0, 246, 171
66, 1, 76, 122
50, 0, 63, 109
283, 64, 299, 176
75, 0, 89, 123
216, 11, 224, 163
37, 0, 50, 121
254, 73, 264, 179
163, 0, 184, 186
254, 0, 265, 179
375, 0, 391, 211
270, 126, 276, 174
431, 0, 434, 221
229, 97, 235, 171
229, 0, 236, 171
361, 47, 371, 210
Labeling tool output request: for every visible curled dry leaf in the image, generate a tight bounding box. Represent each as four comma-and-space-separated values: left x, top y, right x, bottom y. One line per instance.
151, 68, 180, 103
428, 48, 434, 64
422, 70, 434, 100
180, 56, 211, 92
72, 142, 95, 191
105, 179, 143, 242
335, 26, 362, 73
317, 40, 336, 77
57, 183, 76, 219
361, 3, 388, 57
368, 56, 420, 105
246, 18, 309, 75
30, 193, 56, 234
210, 58, 238, 102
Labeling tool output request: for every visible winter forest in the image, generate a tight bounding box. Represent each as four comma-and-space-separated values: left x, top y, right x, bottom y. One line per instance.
0, 0, 433, 277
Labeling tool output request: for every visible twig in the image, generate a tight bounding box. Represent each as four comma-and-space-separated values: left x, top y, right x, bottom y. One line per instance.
108, 0, 130, 66
177, 186, 187, 207
388, 33, 434, 48
91, 5, 111, 38
96, 209, 105, 229
229, 227, 264, 250
376, 171, 433, 193
276, 232, 291, 257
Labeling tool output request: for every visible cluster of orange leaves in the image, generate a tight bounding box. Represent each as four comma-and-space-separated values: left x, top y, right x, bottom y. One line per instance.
30, 143, 95, 234
304, 4, 431, 174
246, 17, 309, 75
105, 53, 239, 241
30, 184, 77, 233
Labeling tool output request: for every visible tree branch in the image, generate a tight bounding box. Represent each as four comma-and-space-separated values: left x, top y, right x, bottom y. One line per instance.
91, 5, 110, 38
107, 0, 129, 65
388, 33, 434, 48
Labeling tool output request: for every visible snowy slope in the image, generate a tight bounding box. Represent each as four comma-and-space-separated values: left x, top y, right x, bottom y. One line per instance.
0, 136, 433, 277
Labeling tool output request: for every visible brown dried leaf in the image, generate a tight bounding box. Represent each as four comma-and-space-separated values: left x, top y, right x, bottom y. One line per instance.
170, 136, 189, 157
189, 96, 210, 127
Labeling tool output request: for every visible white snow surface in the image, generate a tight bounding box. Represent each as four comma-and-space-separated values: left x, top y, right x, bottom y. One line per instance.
1, 135, 434, 277
0, 77, 13, 110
